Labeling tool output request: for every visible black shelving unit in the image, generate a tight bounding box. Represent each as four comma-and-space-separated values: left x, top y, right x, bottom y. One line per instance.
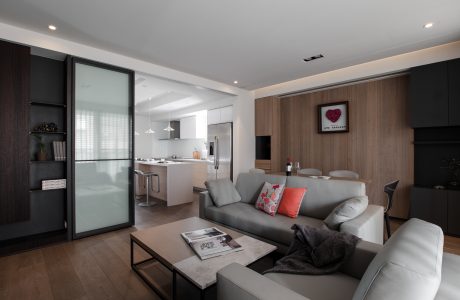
0, 55, 70, 247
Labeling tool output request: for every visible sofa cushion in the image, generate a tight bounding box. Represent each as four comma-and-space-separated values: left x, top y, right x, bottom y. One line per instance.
205, 178, 241, 207
278, 187, 307, 218
435, 252, 460, 300
205, 202, 324, 246
353, 218, 444, 300
265, 272, 359, 300
286, 176, 366, 219
324, 196, 368, 230
255, 182, 285, 216
236, 173, 287, 204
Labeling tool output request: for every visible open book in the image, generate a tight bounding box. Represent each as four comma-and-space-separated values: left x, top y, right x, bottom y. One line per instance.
181, 227, 243, 260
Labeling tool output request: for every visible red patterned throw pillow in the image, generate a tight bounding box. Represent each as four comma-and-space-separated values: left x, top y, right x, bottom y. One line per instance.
255, 182, 285, 216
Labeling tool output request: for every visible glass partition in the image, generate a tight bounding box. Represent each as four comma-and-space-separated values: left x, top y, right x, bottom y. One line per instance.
73, 60, 133, 237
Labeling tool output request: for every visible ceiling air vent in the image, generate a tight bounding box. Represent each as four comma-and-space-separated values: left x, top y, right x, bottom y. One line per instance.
303, 54, 324, 62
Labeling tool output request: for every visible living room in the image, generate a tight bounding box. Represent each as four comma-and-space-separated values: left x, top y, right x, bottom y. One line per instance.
0, 1, 460, 300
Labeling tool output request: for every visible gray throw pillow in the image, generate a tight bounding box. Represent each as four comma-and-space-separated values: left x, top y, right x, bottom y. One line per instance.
324, 196, 368, 230
205, 178, 241, 207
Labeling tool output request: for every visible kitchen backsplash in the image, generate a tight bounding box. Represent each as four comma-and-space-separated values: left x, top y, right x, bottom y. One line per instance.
168, 138, 207, 158
135, 115, 207, 159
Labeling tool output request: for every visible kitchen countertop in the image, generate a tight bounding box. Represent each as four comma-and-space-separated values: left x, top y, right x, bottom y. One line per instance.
135, 160, 192, 167
171, 158, 213, 163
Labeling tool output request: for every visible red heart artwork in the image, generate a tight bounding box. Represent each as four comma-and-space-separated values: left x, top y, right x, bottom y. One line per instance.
325, 109, 342, 123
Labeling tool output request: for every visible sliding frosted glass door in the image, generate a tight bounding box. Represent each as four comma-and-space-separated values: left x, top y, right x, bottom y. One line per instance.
73, 59, 133, 238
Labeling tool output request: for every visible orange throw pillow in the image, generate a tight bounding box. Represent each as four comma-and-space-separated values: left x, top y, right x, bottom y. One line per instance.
277, 187, 307, 218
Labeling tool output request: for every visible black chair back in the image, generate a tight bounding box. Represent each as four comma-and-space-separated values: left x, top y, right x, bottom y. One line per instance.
383, 180, 399, 213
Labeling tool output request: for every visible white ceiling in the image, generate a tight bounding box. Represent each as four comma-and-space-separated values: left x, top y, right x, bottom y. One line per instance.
135, 72, 234, 121
0, 1, 459, 89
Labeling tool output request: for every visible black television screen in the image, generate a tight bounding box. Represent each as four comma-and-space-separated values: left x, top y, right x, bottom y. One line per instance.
256, 136, 271, 160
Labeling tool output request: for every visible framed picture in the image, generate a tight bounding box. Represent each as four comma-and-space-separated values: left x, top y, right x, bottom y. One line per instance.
318, 101, 349, 133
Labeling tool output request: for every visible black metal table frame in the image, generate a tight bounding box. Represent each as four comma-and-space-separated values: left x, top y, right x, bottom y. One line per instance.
131, 236, 275, 300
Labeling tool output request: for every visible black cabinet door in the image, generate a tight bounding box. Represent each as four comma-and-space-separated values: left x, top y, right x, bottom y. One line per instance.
0, 40, 30, 225
448, 190, 460, 236
448, 59, 460, 126
410, 187, 448, 231
410, 62, 449, 128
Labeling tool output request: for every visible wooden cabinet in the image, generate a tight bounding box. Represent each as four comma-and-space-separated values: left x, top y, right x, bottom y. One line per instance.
448, 190, 460, 236
254, 97, 281, 172
207, 106, 233, 125
255, 98, 274, 136
411, 187, 460, 235
410, 187, 448, 231
410, 58, 460, 128
0, 40, 30, 225
448, 59, 460, 126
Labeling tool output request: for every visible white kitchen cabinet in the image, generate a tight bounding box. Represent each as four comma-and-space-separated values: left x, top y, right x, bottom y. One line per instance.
180, 116, 197, 139
207, 106, 233, 125
207, 109, 221, 125
180, 114, 207, 139
220, 106, 233, 123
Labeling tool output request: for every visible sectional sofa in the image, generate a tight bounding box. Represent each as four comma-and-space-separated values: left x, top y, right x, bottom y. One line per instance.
216, 218, 460, 300
200, 172, 384, 252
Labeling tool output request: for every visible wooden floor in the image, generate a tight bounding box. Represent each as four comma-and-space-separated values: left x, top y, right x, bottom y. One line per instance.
1, 195, 460, 300
0, 194, 199, 300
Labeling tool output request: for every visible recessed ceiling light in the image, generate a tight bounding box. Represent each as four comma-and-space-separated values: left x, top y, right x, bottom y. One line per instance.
424, 22, 434, 29
233, 80, 238, 84
48, 24, 57, 31
303, 54, 324, 62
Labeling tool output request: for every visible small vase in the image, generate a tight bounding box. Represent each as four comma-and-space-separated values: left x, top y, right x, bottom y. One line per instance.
37, 152, 47, 161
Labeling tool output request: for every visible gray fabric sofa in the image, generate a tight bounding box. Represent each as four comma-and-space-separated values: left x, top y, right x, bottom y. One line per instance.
217, 218, 460, 300
200, 173, 384, 252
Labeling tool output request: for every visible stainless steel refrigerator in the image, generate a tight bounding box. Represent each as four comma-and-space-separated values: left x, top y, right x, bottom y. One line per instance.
207, 123, 233, 181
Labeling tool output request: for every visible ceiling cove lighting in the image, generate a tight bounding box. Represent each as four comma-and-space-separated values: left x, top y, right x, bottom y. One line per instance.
48, 25, 57, 31
303, 54, 324, 62
424, 22, 434, 29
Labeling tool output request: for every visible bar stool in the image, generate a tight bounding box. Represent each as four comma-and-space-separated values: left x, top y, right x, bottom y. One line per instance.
134, 169, 159, 207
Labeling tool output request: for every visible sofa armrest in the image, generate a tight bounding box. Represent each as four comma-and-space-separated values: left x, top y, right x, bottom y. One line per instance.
340, 204, 384, 244
217, 263, 309, 300
339, 239, 383, 279
199, 191, 214, 218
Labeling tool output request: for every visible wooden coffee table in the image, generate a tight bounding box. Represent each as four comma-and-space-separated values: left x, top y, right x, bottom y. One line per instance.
130, 217, 277, 299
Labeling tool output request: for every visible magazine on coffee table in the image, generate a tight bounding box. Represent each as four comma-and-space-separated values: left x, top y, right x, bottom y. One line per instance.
181, 227, 243, 260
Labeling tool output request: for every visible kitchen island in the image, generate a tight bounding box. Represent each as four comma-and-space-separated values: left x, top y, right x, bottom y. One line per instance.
135, 161, 193, 206
171, 158, 213, 189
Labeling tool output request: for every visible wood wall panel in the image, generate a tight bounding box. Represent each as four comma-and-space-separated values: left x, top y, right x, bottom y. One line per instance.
279, 76, 413, 218
0, 41, 30, 224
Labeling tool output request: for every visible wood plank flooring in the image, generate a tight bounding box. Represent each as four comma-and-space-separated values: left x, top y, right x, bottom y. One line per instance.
0, 194, 199, 300
1, 194, 459, 300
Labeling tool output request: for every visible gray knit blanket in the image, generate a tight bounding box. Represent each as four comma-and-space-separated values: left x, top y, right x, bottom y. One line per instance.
264, 224, 360, 275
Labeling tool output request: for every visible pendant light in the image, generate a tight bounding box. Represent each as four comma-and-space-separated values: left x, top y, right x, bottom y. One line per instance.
145, 97, 155, 134
164, 113, 175, 131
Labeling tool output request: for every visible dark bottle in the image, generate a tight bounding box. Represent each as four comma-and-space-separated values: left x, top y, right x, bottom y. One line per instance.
286, 157, 292, 176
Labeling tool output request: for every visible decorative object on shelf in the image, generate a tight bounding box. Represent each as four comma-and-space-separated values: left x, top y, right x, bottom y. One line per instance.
318, 101, 349, 133
42, 179, 66, 190
442, 158, 460, 189
32, 122, 58, 133
52, 141, 66, 161
32, 134, 47, 161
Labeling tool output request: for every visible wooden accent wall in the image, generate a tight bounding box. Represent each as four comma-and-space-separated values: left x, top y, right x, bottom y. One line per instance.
279, 75, 413, 218
0, 41, 30, 224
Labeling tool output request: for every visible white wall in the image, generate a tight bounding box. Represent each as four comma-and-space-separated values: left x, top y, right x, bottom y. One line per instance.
0, 21, 256, 178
